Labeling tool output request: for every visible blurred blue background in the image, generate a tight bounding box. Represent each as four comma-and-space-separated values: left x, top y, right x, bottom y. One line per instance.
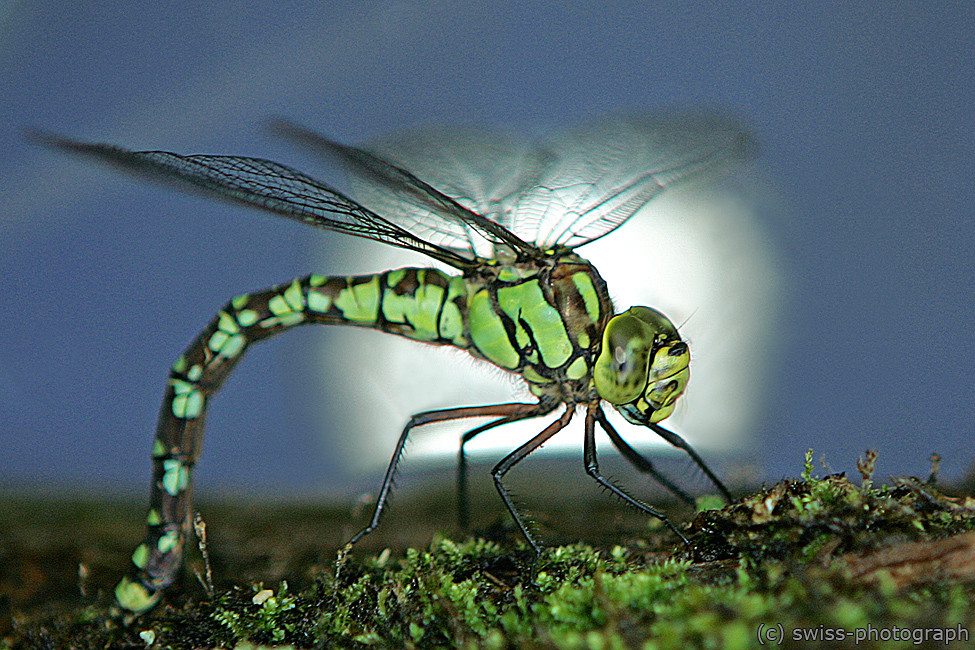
2, 2, 973, 498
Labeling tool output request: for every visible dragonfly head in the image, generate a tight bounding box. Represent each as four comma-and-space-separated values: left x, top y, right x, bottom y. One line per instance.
593, 306, 690, 425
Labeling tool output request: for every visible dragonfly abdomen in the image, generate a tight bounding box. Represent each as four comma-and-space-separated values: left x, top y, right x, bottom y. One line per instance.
115, 267, 471, 612
242, 268, 471, 346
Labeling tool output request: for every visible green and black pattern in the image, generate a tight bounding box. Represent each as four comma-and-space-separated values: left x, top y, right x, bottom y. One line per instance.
41, 115, 752, 613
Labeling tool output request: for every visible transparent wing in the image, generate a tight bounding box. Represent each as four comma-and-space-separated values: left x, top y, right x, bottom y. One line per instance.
319, 114, 756, 251
271, 121, 536, 258
514, 114, 757, 248
286, 127, 551, 256
34, 133, 477, 270
41, 115, 755, 264
353, 130, 554, 223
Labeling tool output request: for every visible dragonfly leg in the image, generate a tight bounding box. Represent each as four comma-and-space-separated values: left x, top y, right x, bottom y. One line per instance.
594, 409, 696, 507
490, 406, 575, 554
584, 407, 689, 545
649, 423, 732, 503
457, 402, 556, 531
347, 401, 549, 547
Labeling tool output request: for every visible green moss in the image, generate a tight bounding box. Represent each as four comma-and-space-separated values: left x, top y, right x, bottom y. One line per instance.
211, 582, 301, 644
7, 450, 975, 648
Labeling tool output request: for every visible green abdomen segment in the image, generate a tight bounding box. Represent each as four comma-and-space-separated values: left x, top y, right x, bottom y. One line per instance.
116, 267, 470, 612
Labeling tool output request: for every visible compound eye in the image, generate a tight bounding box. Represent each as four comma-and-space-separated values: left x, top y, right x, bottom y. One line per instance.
593, 313, 653, 404
627, 306, 679, 339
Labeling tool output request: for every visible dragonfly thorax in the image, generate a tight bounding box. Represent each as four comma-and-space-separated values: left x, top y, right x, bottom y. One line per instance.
593, 306, 690, 425
463, 252, 613, 401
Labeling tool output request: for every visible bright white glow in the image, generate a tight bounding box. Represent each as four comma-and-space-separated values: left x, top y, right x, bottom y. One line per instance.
297, 177, 781, 473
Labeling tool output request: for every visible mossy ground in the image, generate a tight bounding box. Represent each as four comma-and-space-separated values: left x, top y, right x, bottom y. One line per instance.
4, 451, 975, 649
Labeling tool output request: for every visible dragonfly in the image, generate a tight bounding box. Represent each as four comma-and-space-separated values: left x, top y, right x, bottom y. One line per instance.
39, 114, 752, 613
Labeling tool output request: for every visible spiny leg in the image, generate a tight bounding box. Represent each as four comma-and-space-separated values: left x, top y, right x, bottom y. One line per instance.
346, 401, 551, 547
649, 422, 732, 503
457, 400, 557, 530
594, 409, 696, 507
584, 406, 689, 544
491, 407, 575, 554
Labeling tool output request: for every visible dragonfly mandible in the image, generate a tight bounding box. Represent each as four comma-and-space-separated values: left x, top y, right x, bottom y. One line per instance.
38, 114, 753, 613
